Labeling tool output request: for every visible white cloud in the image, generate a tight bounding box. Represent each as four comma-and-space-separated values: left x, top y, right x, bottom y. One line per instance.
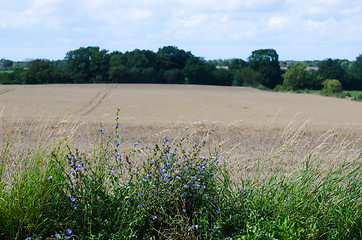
267, 16, 288, 30
1, 0, 362, 60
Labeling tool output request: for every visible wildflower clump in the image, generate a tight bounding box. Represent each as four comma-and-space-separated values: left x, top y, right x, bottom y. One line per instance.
126, 138, 227, 238
42, 113, 236, 239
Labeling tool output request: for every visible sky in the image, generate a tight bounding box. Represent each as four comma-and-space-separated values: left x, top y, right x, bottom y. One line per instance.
1, 0, 362, 62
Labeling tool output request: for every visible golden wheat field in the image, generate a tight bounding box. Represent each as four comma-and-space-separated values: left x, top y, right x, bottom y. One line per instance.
1, 84, 361, 178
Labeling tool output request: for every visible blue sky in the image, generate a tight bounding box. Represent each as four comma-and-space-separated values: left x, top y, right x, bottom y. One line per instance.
1, 0, 362, 61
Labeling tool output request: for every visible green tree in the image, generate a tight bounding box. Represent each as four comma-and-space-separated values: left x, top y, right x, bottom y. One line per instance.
1, 59, 13, 70
108, 50, 161, 83
321, 79, 343, 96
282, 62, 308, 90
157, 46, 193, 70
123, 50, 150, 68
318, 59, 344, 81
348, 54, 362, 90
232, 66, 261, 87
21, 59, 54, 84
108, 64, 129, 83
163, 68, 183, 84
229, 59, 246, 70
211, 68, 233, 86
182, 57, 214, 84
108, 53, 127, 83
65, 46, 109, 83
248, 49, 282, 88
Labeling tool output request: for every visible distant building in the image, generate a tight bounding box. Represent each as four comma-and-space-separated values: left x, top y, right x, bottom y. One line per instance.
305, 66, 318, 71
216, 66, 229, 69
280, 66, 319, 71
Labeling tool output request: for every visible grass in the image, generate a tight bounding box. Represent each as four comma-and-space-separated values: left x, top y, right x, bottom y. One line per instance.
0, 111, 361, 239
308, 90, 362, 98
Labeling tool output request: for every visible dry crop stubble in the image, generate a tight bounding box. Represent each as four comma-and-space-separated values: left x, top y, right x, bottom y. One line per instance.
0, 84, 361, 181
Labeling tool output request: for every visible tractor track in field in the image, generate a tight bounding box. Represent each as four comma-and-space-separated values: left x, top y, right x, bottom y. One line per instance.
78, 85, 117, 117
0, 87, 15, 96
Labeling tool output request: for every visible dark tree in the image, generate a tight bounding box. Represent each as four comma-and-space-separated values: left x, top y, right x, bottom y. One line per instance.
163, 68, 184, 84
157, 46, 193, 70
233, 66, 261, 87
22, 59, 54, 84
318, 59, 344, 81
65, 46, 109, 83
347, 55, 362, 90
229, 58, 247, 70
248, 49, 282, 88
211, 68, 233, 86
182, 57, 214, 85
1, 59, 13, 69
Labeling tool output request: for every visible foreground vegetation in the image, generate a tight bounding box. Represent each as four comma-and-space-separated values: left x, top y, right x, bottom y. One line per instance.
0, 113, 361, 239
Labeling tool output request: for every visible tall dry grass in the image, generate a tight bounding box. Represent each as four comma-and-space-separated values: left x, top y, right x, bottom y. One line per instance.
0, 110, 361, 239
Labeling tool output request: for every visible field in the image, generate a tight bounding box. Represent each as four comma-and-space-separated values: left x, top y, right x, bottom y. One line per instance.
0, 84, 361, 239
1, 84, 361, 164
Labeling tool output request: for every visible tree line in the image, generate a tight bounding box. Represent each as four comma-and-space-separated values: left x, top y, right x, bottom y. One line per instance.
1, 46, 362, 92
